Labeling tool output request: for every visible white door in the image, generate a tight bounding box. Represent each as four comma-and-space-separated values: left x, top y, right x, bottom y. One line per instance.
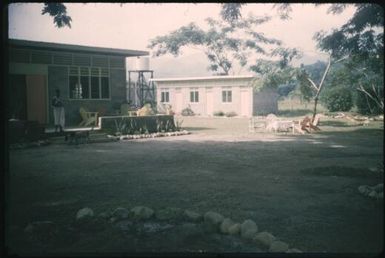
240, 90, 250, 117
206, 90, 213, 116
175, 92, 183, 114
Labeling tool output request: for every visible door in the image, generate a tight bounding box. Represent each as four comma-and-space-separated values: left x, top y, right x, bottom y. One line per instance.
9, 74, 27, 120
206, 90, 213, 116
26, 75, 47, 124
240, 90, 250, 117
175, 91, 183, 114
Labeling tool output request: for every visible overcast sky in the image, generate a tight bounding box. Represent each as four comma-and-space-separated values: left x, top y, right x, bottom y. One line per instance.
8, 3, 356, 76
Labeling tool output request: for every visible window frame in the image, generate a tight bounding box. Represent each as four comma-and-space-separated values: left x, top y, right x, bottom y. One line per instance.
190, 88, 199, 103
160, 89, 170, 103
222, 89, 232, 103
68, 66, 110, 100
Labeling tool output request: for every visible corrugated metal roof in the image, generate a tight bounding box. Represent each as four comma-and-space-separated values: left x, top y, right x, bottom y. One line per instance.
9, 39, 149, 57
150, 75, 256, 82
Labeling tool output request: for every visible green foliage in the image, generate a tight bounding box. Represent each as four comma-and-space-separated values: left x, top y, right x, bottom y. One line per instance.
296, 69, 315, 102
148, 14, 283, 75
41, 3, 72, 28
213, 111, 225, 116
220, 3, 244, 23
355, 84, 384, 115
314, 4, 383, 59
111, 116, 176, 135
302, 60, 328, 85
321, 86, 353, 112
181, 106, 195, 116
250, 60, 299, 93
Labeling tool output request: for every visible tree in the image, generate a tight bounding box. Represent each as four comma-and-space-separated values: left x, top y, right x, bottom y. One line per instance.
296, 54, 348, 121
148, 14, 292, 75
314, 4, 384, 114
41, 3, 72, 28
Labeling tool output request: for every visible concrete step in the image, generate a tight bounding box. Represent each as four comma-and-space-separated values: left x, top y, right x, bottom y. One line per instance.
47, 132, 116, 145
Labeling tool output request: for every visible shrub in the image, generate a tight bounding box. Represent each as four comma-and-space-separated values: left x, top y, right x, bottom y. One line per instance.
181, 106, 195, 116
225, 111, 237, 117
213, 111, 225, 116
355, 85, 384, 115
321, 86, 353, 112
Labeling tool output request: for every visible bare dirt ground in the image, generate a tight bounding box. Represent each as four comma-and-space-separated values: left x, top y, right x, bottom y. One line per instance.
6, 116, 384, 255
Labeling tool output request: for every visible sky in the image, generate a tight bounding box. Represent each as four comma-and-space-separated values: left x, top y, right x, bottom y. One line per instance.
8, 3, 356, 77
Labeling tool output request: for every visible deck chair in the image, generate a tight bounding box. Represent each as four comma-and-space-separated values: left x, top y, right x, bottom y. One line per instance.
294, 114, 321, 134
79, 107, 98, 127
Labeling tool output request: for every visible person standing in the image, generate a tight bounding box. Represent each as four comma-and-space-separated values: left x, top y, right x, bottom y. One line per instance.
52, 89, 65, 133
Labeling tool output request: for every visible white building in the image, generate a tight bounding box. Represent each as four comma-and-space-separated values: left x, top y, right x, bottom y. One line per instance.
150, 75, 278, 117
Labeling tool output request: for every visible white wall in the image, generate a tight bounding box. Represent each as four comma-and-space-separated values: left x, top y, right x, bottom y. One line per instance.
155, 78, 253, 117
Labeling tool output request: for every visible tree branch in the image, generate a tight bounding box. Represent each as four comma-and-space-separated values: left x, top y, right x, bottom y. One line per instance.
306, 78, 319, 91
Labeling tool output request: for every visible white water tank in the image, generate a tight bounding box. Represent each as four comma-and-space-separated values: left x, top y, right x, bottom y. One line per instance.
135, 56, 150, 71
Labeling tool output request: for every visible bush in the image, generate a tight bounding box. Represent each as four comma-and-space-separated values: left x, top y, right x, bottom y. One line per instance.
213, 111, 224, 116
355, 86, 384, 115
181, 106, 195, 116
225, 111, 237, 117
321, 86, 353, 112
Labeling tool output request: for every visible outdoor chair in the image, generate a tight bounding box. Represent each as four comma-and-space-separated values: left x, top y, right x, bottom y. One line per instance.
294, 114, 321, 134
79, 107, 98, 127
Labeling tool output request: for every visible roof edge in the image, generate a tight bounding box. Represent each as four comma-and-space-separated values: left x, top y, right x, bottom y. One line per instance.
150, 75, 257, 82
9, 38, 149, 57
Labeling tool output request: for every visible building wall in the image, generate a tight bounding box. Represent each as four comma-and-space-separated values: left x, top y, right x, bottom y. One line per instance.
47, 66, 126, 125
9, 47, 127, 126
156, 78, 254, 117
252, 88, 279, 115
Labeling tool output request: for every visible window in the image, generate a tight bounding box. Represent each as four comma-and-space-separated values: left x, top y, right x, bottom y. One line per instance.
190, 89, 199, 103
69, 66, 109, 99
161, 89, 170, 103
222, 89, 232, 103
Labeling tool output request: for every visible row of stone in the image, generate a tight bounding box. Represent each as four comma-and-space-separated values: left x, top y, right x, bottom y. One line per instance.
358, 184, 383, 199
76, 206, 303, 253
107, 130, 190, 141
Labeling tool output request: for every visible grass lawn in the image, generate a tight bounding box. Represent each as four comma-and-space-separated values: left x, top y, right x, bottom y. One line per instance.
6, 113, 384, 254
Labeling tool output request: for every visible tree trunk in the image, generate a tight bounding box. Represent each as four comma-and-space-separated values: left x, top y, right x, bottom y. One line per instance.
312, 97, 319, 123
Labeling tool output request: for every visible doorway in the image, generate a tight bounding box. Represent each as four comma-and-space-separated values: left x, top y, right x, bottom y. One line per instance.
240, 90, 250, 117
206, 89, 213, 116
8, 74, 47, 124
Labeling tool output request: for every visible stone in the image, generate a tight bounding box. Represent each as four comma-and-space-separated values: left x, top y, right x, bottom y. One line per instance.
184, 210, 202, 222
76, 207, 94, 220
24, 221, 57, 241
253, 231, 276, 248
204, 211, 224, 226
269, 240, 289, 252
98, 211, 111, 219
287, 248, 303, 253
241, 219, 258, 239
358, 185, 370, 195
24, 221, 56, 234
130, 206, 154, 220
141, 222, 174, 233
368, 191, 377, 198
112, 207, 130, 220
220, 218, 234, 234
155, 207, 184, 221
228, 223, 241, 235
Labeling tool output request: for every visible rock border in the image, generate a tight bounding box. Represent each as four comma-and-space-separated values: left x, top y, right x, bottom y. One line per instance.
358, 183, 383, 199
25, 205, 303, 253
107, 130, 191, 141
